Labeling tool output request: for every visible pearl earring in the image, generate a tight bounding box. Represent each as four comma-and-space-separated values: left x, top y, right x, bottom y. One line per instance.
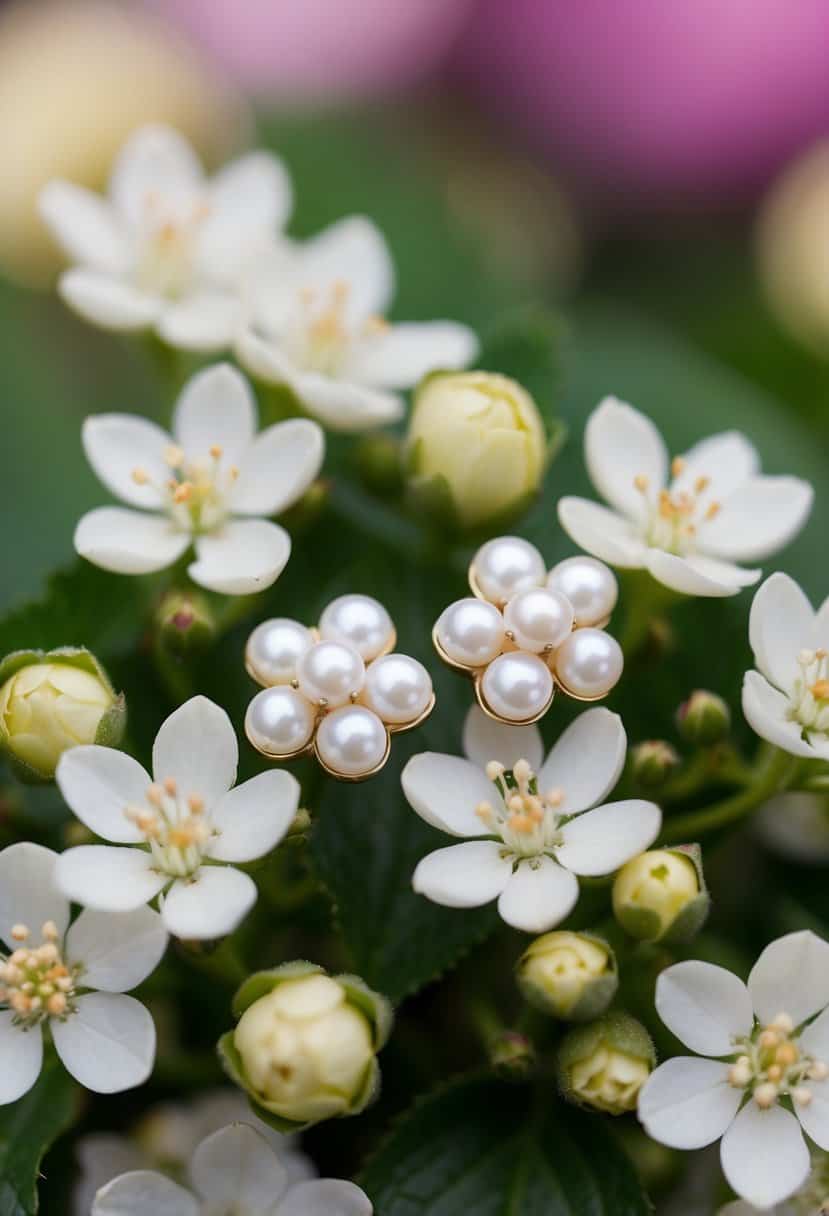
244, 594, 435, 781
434, 537, 623, 725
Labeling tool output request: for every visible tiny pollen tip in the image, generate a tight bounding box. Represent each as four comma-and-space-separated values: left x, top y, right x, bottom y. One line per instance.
187, 794, 204, 813
163, 777, 177, 796
41, 921, 58, 941
164, 444, 184, 468
799, 649, 816, 666
10, 925, 28, 942
753, 1082, 778, 1109
229, 465, 239, 480
131, 467, 149, 485
633, 473, 649, 492
694, 475, 710, 493
513, 759, 531, 783
485, 761, 505, 781
475, 802, 493, 821
771, 1012, 794, 1033
546, 787, 564, 806
758, 1029, 780, 1049
793, 1086, 813, 1106
812, 680, 829, 701
173, 482, 193, 503
705, 501, 721, 520
209, 444, 223, 459
671, 456, 686, 477
817, 648, 828, 660
508, 795, 524, 813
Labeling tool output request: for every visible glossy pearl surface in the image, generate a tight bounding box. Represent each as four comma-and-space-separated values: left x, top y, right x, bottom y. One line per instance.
554, 628, 623, 699
435, 598, 505, 668
504, 587, 574, 653
480, 652, 554, 722
297, 641, 365, 707
546, 557, 618, 627
316, 705, 388, 776
245, 618, 315, 686
363, 654, 433, 724
245, 686, 316, 756
472, 536, 546, 604
319, 593, 395, 661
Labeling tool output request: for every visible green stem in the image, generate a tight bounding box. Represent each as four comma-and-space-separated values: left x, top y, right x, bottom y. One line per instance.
618, 570, 679, 657
660, 746, 797, 843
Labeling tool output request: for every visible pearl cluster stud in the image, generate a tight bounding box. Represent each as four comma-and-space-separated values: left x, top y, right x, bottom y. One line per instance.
434, 537, 623, 725
244, 594, 435, 781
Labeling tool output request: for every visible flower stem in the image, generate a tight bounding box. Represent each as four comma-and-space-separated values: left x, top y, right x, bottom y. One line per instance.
618, 570, 679, 658
659, 746, 797, 843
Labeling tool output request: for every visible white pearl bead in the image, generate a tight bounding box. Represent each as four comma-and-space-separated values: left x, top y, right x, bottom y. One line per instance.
554, 628, 624, 700
319, 594, 394, 661
363, 654, 433, 725
435, 598, 505, 668
480, 652, 553, 723
245, 687, 316, 756
245, 618, 315, 686
503, 588, 574, 653
316, 705, 389, 777
297, 641, 366, 707
547, 557, 618, 627
472, 536, 546, 604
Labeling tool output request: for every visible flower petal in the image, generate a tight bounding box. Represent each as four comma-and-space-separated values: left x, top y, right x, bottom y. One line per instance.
200, 151, 293, 275
798, 1004, 829, 1059
401, 753, 497, 837
343, 321, 479, 389
0, 842, 69, 948
92, 1172, 199, 1216
412, 841, 513, 908
461, 705, 543, 772
65, 905, 167, 992
209, 770, 299, 863
538, 707, 627, 815
230, 418, 324, 517
297, 215, 395, 324
584, 396, 668, 522
794, 1078, 829, 1151
644, 550, 754, 597
81, 414, 171, 509
557, 497, 648, 568
655, 960, 754, 1056
748, 930, 829, 1026
189, 519, 291, 595
756, 792, 829, 865
289, 371, 404, 432
58, 269, 160, 331
556, 799, 661, 876
110, 125, 202, 227
700, 477, 813, 563
55, 846, 166, 912
0, 1012, 42, 1104
74, 507, 190, 575
682, 555, 761, 589
39, 181, 130, 274
157, 293, 242, 353
172, 363, 256, 467
53, 992, 155, 1093
497, 856, 579, 933
742, 671, 819, 759
749, 573, 814, 695
152, 696, 237, 808
720, 1102, 809, 1211
638, 1057, 740, 1149
161, 867, 257, 940
56, 745, 152, 843
277, 1180, 373, 1216
191, 1124, 287, 1210
672, 431, 760, 503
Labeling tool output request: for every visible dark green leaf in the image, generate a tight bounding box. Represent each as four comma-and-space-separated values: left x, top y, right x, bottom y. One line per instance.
478, 307, 567, 436
0, 1057, 79, 1215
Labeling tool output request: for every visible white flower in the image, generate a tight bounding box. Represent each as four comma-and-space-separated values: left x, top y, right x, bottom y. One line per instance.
39, 124, 292, 352
401, 705, 660, 933
558, 397, 813, 597
756, 793, 829, 865
237, 215, 478, 431
0, 841, 165, 1104
55, 696, 300, 940
75, 363, 324, 595
92, 1122, 372, 1215
743, 573, 829, 761
638, 930, 829, 1211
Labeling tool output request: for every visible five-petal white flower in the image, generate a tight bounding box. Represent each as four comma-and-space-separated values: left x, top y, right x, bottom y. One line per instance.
55, 696, 299, 941
639, 931, 829, 1211
743, 573, 829, 761
39, 124, 292, 352
74, 362, 324, 595
237, 215, 478, 431
92, 1122, 372, 1216
558, 397, 813, 597
401, 705, 660, 933
0, 841, 165, 1104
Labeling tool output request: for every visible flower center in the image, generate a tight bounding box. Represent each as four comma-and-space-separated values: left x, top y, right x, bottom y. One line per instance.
632, 457, 721, 555
728, 1011, 828, 1111
788, 649, 829, 737
0, 921, 79, 1028
135, 192, 210, 298
478, 758, 565, 861
287, 280, 389, 375
125, 777, 213, 878
131, 443, 238, 535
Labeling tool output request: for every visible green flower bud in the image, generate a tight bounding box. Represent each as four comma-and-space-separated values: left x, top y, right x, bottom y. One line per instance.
612, 846, 710, 943
516, 930, 618, 1021
630, 740, 680, 789
0, 648, 124, 781
355, 433, 405, 498
557, 1012, 655, 1115
676, 689, 731, 746
218, 962, 392, 1132
406, 371, 546, 530
489, 1030, 536, 1080
156, 590, 216, 656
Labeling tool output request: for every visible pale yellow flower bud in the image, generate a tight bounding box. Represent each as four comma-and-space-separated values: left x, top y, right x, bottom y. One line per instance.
516, 931, 617, 1020
613, 849, 707, 943
558, 1012, 655, 1115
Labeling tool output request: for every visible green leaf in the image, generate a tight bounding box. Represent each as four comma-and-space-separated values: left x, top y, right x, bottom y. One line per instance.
359, 1075, 652, 1214
0, 1057, 79, 1215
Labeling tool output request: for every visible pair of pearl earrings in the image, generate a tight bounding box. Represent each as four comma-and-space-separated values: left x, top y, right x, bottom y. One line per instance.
242, 537, 623, 781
